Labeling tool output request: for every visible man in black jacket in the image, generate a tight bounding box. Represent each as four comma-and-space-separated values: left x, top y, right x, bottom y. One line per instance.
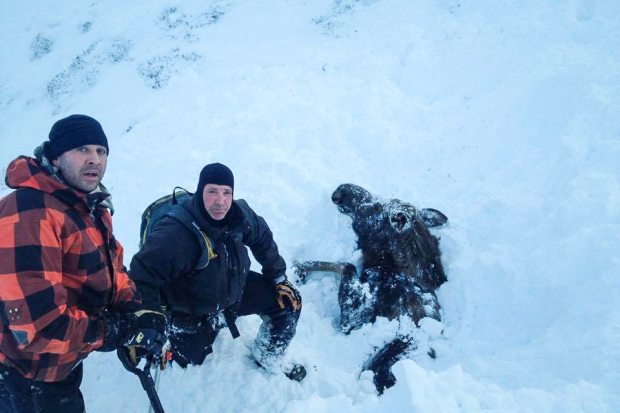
129, 163, 305, 381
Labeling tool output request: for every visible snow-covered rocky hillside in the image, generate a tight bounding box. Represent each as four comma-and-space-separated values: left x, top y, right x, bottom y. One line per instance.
1, 1, 619, 412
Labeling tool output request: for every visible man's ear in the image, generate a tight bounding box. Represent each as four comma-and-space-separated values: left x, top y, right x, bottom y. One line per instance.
51, 157, 60, 167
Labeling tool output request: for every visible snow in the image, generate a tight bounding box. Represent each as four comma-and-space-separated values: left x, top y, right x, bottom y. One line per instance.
1, 0, 619, 412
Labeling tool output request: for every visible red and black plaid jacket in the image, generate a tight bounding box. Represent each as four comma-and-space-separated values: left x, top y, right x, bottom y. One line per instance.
0, 156, 137, 382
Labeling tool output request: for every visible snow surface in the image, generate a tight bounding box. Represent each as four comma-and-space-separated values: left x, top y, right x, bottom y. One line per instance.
1, 0, 619, 412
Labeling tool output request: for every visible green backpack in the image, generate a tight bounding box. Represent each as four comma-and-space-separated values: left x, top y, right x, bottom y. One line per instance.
139, 187, 216, 271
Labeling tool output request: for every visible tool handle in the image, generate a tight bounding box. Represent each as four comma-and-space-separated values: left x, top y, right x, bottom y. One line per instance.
117, 349, 166, 413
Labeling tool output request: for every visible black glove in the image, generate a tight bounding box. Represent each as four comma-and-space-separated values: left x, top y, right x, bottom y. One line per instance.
124, 310, 167, 358
100, 309, 167, 362
275, 280, 302, 311
100, 311, 131, 352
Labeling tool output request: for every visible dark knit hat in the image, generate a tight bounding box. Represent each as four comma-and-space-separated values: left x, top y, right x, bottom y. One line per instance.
196, 163, 234, 194
46, 114, 109, 160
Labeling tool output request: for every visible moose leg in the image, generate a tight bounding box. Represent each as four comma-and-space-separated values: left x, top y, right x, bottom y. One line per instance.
292, 260, 351, 283
339, 265, 378, 334
362, 334, 417, 394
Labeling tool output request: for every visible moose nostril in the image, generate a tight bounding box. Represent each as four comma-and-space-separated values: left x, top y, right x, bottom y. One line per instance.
331, 191, 342, 204
391, 212, 407, 230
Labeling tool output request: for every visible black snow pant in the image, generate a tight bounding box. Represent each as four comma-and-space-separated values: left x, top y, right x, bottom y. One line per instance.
0, 363, 85, 413
170, 271, 301, 368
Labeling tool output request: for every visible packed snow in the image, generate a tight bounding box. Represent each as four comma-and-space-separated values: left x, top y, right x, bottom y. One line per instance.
1, 0, 618, 412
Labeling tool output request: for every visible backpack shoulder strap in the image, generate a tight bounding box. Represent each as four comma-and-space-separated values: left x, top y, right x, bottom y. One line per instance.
140, 187, 192, 248
166, 205, 217, 271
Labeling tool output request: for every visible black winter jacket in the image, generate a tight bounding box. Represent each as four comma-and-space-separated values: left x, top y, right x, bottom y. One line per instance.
129, 195, 286, 316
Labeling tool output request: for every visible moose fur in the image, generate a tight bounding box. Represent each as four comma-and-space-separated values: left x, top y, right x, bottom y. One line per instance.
295, 183, 448, 393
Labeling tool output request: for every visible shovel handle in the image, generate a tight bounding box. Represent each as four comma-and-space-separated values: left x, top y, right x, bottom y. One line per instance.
117, 349, 166, 413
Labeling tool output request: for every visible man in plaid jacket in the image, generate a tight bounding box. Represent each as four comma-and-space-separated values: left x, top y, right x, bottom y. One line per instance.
0, 115, 167, 413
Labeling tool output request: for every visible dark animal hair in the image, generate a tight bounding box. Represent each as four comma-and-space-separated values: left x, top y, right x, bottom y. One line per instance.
333, 184, 446, 293
296, 183, 448, 394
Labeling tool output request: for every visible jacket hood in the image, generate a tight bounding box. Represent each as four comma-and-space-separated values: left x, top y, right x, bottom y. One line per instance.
5, 142, 114, 214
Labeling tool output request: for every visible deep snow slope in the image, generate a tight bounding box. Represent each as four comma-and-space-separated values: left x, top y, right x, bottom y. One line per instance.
1, 1, 619, 412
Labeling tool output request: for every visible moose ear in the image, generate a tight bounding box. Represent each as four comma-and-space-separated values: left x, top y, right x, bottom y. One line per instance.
390, 212, 408, 232
418, 208, 448, 228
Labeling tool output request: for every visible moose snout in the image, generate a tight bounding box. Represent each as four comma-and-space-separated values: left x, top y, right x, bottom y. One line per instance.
331, 189, 342, 205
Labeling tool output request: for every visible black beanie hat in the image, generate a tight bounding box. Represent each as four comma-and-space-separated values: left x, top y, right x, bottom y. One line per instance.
196, 163, 234, 194
46, 114, 109, 160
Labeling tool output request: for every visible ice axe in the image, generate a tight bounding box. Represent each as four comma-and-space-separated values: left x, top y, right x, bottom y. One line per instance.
117, 348, 166, 413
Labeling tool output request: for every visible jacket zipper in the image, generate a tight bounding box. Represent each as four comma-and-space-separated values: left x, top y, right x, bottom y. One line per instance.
222, 233, 232, 306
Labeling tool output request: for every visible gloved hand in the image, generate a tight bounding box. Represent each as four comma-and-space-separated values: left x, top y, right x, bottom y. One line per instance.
275, 280, 302, 311
100, 309, 167, 364
124, 310, 167, 363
